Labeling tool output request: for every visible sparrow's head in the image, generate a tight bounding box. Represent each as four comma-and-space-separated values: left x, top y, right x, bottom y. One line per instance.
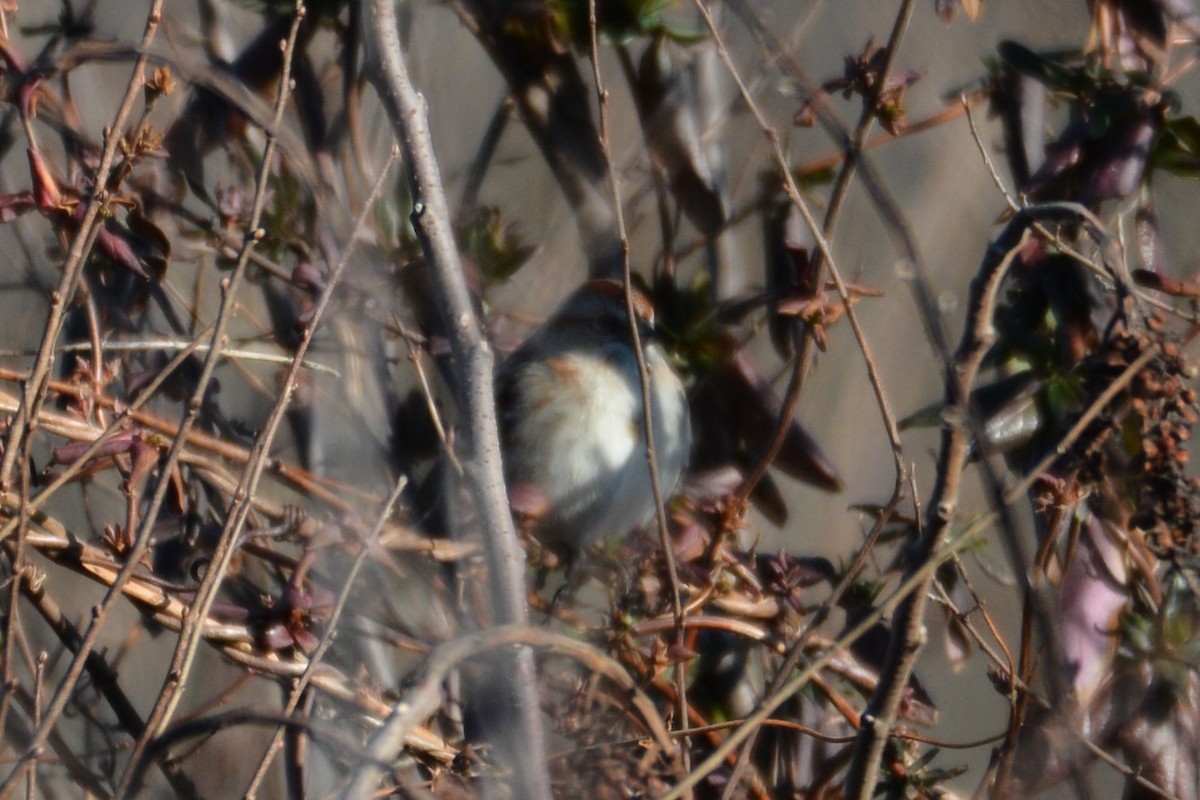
552, 279, 657, 339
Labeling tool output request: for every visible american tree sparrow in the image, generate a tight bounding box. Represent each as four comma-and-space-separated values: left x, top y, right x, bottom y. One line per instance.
496, 279, 691, 553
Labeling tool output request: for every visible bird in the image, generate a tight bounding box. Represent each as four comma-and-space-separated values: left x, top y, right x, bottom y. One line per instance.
495, 279, 691, 556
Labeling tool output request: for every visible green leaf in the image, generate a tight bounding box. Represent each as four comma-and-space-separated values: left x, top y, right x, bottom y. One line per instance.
457, 207, 534, 286
1152, 116, 1200, 180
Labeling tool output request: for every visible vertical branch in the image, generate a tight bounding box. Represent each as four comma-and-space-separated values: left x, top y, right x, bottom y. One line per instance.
362, 3, 551, 799
841, 225, 1033, 799
683, 7, 926, 794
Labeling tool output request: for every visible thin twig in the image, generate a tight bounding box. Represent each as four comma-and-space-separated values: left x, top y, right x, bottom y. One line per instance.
0, 374, 382, 518
586, 0, 690, 774
670, 90, 990, 265
660, 507, 991, 799
345, 626, 679, 797
55, 339, 340, 377
242, 150, 404, 799
963, 94, 1020, 213
247, 472, 405, 798
686, 4, 918, 791
841, 224, 1032, 800
0, 5, 171, 792
727, 0, 948, 365
0, 3, 166, 493
111, 8, 314, 794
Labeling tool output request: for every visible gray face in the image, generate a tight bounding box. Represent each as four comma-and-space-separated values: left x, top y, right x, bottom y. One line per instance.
548, 281, 657, 350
